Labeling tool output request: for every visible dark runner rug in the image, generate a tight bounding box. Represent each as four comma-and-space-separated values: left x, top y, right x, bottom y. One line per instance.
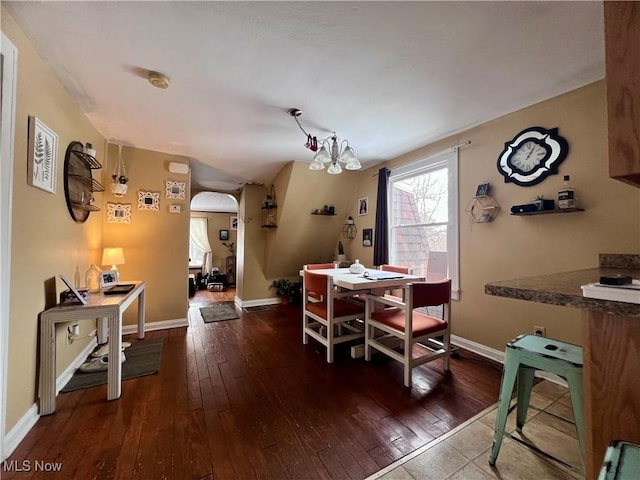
200, 302, 240, 323
61, 338, 163, 392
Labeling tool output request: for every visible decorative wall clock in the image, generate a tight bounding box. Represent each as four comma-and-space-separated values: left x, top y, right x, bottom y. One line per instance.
497, 127, 568, 186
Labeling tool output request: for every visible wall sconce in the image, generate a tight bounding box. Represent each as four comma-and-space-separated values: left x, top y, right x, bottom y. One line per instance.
342, 216, 357, 239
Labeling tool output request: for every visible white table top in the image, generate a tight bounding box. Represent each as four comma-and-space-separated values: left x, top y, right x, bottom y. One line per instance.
301, 268, 424, 291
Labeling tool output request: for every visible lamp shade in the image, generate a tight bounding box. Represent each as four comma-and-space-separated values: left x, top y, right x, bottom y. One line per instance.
102, 247, 125, 269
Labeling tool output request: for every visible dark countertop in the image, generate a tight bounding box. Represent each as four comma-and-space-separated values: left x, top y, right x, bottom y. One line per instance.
485, 267, 640, 317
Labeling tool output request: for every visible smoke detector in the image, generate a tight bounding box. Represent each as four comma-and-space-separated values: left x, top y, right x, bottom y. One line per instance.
148, 71, 170, 89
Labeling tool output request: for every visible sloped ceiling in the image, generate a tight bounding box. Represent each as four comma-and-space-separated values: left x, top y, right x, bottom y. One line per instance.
4, 1, 604, 192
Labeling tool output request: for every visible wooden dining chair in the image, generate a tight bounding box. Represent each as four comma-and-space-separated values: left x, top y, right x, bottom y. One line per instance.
303, 263, 338, 300
302, 270, 365, 363
364, 279, 452, 387
304, 263, 337, 270
379, 264, 412, 301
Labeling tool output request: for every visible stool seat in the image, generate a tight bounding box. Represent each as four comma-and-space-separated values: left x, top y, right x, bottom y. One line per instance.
489, 334, 585, 470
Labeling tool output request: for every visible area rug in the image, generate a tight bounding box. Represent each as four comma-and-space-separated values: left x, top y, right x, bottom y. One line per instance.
200, 302, 240, 323
61, 338, 164, 392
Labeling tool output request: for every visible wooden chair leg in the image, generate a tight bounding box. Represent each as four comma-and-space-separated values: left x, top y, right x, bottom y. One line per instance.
403, 337, 412, 387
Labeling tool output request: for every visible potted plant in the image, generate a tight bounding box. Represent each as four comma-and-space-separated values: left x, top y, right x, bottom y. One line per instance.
271, 278, 293, 304
111, 173, 129, 197
337, 241, 346, 264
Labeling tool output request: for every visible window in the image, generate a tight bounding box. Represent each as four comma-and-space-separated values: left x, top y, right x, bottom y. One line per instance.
189, 217, 212, 268
389, 149, 459, 299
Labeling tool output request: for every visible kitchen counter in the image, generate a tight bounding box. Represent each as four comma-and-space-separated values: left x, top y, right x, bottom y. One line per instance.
485, 267, 640, 316
485, 254, 640, 480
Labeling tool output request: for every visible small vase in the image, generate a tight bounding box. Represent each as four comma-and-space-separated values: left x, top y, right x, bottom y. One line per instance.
349, 259, 365, 274
85, 264, 102, 293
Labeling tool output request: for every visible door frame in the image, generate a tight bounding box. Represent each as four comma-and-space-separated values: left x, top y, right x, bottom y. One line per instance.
1, 31, 18, 461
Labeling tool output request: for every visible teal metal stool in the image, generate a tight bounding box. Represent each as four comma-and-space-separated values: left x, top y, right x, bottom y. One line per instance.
599, 441, 640, 479
489, 334, 585, 468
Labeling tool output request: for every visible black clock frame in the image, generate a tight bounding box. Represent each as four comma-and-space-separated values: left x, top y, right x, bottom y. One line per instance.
497, 127, 569, 187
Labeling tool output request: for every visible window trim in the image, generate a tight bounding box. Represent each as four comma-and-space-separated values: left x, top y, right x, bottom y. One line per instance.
389, 149, 460, 300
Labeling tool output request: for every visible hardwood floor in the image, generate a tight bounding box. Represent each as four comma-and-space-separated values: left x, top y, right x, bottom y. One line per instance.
3, 292, 503, 479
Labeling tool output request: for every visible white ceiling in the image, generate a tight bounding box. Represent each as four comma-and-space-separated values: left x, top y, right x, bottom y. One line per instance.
5, 1, 605, 192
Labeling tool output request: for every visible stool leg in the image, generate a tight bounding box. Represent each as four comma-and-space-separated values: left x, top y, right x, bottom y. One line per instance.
566, 370, 586, 466
489, 349, 519, 466
516, 366, 536, 433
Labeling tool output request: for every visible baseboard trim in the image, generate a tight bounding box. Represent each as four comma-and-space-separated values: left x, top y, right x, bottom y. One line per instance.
122, 318, 188, 335
451, 334, 504, 363
234, 297, 281, 308
452, 334, 567, 387
3, 403, 38, 461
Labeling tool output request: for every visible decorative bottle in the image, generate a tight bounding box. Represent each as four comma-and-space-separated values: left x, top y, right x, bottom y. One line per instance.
74, 266, 81, 288
85, 264, 102, 293
557, 175, 576, 210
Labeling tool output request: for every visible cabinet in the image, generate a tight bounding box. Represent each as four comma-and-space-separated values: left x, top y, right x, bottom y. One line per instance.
605, 2, 640, 187
63, 141, 105, 223
226, 256, 236, 285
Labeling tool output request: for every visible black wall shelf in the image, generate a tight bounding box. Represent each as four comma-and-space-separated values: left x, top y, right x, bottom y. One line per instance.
511, 207, 585, 216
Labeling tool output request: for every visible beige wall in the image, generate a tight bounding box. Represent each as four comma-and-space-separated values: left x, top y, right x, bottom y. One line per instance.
190, 211, 237, 272
102, 144, 191, 326
350, 81, 640, 350
3, 8, 105, 430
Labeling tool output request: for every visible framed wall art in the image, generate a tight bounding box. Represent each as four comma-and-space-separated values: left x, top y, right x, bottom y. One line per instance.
230, 215, 238, 231
358, 197, 369, 216
219, 229, 229, 241
165, 180, 185, 199
363, 228, 373, 247
107, 203, 132, 223
27, 116, 58, 193
137, 191, 160, 211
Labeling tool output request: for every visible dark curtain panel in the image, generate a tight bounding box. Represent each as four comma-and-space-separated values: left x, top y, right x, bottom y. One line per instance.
373, 167, 390, 266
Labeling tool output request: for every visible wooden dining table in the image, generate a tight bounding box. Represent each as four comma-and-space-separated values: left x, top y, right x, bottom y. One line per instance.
300, 267, 426, 358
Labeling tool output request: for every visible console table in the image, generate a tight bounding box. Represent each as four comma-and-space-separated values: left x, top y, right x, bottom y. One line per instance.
39, 281, 146, 415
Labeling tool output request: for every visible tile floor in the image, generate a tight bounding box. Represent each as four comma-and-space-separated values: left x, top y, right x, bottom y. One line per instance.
368, 380, 584, 480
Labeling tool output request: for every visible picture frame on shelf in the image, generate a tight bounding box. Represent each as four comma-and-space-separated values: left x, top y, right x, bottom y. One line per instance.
219, 229, 229, 241
137, 191, 160, 211
27, 116, 58, 193
100, 270, 119, 288
475, 183, 490, 197
358, 197, 369, 216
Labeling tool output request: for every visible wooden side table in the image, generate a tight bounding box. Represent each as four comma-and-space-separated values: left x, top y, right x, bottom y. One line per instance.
39, 281, 146, 415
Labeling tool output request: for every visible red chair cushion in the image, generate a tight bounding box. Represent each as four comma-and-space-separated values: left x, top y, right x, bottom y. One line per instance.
306, 298, 364, 320
370, 308, 447, 338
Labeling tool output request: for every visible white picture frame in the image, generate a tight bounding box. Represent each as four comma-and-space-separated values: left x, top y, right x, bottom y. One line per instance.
27, 116, 58, 193
230, 215, 238, 231
107, 203, 132, 223
137, 191, 160, 211
100, 270, 119, 288
165, 180, 185, 199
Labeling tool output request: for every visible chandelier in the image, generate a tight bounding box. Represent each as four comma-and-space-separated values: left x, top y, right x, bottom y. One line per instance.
288, 108, 361, 174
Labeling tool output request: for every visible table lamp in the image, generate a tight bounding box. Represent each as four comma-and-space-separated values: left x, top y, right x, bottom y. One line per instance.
102, 247, 125, 280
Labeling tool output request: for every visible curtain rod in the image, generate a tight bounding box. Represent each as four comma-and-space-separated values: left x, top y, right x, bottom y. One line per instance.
372, 140, 471, 176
